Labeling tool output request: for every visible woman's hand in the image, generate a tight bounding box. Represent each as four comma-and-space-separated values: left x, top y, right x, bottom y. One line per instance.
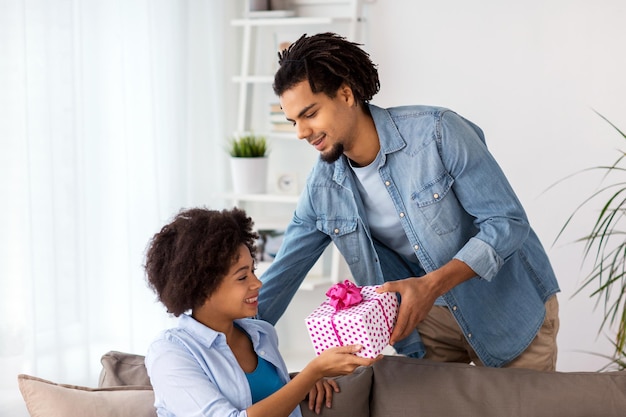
247, 345, 379, 417
307, 378, 339, 414
305, 345, 381, 414
311, 344, 381, 378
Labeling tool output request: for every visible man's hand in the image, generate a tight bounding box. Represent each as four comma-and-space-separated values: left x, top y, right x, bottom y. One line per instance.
377, 259, 477, 345
376, 276, 439, 345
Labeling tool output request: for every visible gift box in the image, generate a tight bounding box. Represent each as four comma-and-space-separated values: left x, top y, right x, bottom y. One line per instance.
305, 280, 398, 358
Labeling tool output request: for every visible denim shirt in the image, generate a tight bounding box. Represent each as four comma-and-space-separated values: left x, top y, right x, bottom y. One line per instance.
258, 104, 559, 368
145, 315, 300, 417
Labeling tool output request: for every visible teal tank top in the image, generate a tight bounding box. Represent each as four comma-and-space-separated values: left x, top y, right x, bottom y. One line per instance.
245, 356, 285, 403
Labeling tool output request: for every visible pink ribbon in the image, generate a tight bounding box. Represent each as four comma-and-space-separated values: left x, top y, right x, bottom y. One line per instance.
325, 280, 394, 348
326, 280, 363, 310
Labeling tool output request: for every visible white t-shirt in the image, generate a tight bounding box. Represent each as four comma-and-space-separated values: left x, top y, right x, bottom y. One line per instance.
350, 152, 417, 263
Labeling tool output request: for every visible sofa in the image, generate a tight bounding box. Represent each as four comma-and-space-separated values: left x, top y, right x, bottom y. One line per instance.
17, 350, 626, 417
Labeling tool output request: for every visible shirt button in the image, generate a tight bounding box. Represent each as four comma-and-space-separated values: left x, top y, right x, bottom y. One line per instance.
399, 212, 405, 218
413, 244, 419, 251
385, 181, 391, 186
334, 228, 340, 234
259, 350, 266, 356
452, 306, 457, 311
433, 193, 439, 199
467, 333, 472, 338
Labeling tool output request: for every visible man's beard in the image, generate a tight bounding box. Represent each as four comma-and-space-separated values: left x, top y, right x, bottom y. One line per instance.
320, 143, 344, 163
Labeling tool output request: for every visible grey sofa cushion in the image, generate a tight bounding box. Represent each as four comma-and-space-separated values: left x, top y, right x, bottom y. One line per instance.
370, 356, 626, 417
299, 365, 373, 417
99, 350, 151, 387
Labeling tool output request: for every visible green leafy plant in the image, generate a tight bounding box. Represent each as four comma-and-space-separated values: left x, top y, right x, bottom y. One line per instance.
553, 111, 626, 369
228, 134, 268, 158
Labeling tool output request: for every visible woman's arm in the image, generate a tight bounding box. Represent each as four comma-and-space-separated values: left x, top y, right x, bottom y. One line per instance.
247, 345, 379, 417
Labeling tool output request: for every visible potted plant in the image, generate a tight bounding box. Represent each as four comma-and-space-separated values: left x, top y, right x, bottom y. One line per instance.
554, 111, 626, 370
228, 133, 269, 194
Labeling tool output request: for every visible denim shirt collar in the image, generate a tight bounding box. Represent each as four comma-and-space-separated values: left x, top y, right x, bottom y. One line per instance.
332, 103, 405, 185
369, 103, 406, 155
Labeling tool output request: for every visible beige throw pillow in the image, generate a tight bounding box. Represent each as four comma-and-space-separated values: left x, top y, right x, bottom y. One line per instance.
18, 374, 156, 417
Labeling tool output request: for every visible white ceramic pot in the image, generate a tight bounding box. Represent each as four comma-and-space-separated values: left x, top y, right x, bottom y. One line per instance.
230, 157, 269, 194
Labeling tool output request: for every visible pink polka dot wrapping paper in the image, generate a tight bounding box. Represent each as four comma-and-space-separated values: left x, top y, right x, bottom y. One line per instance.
305, 285, 398, 358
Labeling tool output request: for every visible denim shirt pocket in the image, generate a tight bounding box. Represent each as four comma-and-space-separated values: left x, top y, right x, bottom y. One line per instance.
316, 216, 360, 264
411, 172, 460, 235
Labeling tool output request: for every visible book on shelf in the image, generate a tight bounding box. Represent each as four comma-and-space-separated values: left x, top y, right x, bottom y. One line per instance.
269, 102, 282, 113
268, 102, 296, 133
271, 122, 297, 132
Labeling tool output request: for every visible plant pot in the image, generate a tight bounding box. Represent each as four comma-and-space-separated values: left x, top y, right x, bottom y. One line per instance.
230, 157, 269, 194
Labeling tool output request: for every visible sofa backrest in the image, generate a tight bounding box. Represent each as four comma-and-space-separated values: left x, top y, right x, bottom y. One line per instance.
370, 355, 626, 417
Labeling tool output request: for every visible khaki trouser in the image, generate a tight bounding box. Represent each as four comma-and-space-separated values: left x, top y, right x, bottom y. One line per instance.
416, 295, 560, 371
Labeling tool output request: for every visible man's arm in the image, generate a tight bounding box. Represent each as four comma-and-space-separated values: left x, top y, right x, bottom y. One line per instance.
377, 259, 476, 344
258, 211, 331, 325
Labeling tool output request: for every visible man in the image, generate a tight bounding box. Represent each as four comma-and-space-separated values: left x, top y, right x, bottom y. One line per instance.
258, 32, 560, 370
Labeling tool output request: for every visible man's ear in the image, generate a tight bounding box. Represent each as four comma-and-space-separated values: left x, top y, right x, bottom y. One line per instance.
338, 83, 355, 106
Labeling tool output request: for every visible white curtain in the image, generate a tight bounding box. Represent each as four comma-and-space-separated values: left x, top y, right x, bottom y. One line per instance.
0, 0, 230, 412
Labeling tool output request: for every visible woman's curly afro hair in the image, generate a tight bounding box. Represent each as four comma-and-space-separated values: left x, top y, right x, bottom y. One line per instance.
144, 207, 258, 316
273, 32, 380, 106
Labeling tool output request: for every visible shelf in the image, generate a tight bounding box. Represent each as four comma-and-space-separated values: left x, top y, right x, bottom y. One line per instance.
223, 192, 299, 204
230, 0, 364, 290
266, 131, 298, 140
232, 75, 273, 84
231, 16, 350, 27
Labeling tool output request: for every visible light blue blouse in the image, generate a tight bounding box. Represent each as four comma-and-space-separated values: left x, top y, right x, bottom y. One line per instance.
145, 315, 301, 417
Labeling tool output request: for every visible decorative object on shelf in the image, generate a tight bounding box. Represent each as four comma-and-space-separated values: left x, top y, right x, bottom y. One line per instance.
276, 172, 298, 194
552, 111, 626, 370
247, 0, 295, 18
305, 280, 398, 358
255, 229, 285, 262
248, 0, 269, 12
228, 133, 269, 194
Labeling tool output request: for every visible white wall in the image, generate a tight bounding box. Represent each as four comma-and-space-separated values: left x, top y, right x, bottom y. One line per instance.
368, 0, 626, 372
248, 0, 626, 372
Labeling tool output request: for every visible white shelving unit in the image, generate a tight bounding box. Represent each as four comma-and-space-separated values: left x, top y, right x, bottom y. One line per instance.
227, 0, 369, 289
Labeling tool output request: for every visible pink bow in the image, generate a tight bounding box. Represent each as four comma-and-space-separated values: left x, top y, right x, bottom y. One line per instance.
326, 280, 363, 310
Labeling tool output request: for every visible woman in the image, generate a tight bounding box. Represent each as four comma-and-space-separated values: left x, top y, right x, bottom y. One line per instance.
144, 207, 377, 417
